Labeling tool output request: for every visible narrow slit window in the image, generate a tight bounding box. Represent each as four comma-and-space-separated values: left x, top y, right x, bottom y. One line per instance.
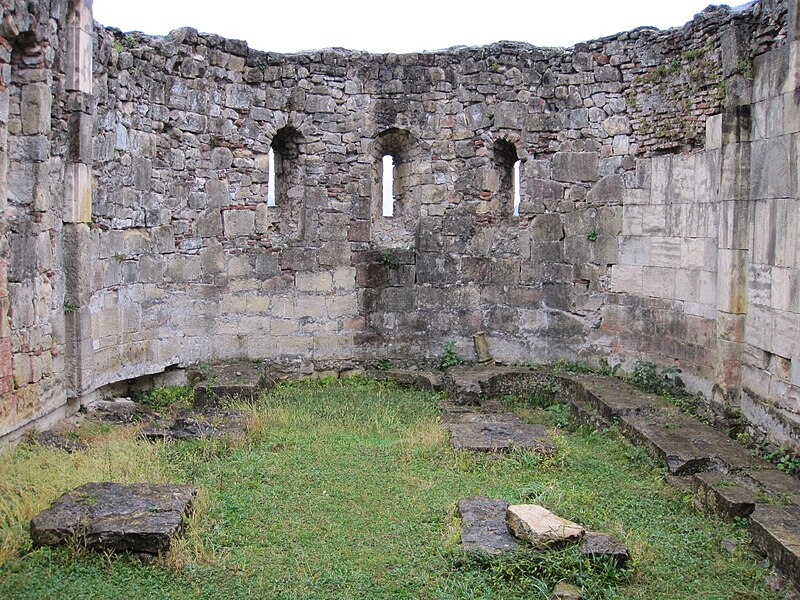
267, 147, 276, 207
382, 154, 394, 217
513, 159, 521, 216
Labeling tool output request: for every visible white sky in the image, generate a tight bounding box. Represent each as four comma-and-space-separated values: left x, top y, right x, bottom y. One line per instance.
93, 1, 726, 54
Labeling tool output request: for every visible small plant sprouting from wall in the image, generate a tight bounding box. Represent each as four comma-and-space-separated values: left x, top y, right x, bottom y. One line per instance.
625, 360, 683, 395
379, 250, 399, 267
439, 342, 463, 369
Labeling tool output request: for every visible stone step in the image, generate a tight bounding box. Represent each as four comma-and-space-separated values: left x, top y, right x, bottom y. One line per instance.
750, 505, 800, 585
437, 366, 800, 588
189, 361, 275, 407
616, 411, 765, 475
693, 468, 800, 521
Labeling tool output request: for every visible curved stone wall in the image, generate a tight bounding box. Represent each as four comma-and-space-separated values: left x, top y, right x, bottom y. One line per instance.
0, 0, 798, 448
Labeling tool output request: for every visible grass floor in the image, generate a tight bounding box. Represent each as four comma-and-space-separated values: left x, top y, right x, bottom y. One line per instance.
0, 376, 786, 599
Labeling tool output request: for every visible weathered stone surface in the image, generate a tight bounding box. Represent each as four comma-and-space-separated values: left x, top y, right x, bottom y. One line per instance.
189, 361, 275, 407
30, 430, 86, 453
692, 471, 757, 520
444, 366, 490, 406
506, 504, 585, 548
30, 482, 197, 554
580, 531, 630, 567
365, 369, 443, 391
139, 409, 247, 441
2, 0, 799, 499
618, 411, 765, 475
551, 582, 582, 600
552, 152, 599, 183
88, 398, 157, 424
458, 497, 520, 555
750, 505, 800, 585
446, 412, 555, 453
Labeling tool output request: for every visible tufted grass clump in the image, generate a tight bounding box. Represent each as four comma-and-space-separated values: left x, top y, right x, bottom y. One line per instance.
0, 376, 786, 599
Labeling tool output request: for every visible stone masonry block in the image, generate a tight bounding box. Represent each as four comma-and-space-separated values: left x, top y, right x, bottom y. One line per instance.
650, 154, 670, 204
223, 209, 255, 238
751, 137, 791, 200
65, 26, 93, 93
623, 205, 643, 235
326, 294, 358, 319
21, 83, 51, 135
296, 271, 333, 293
333, 267, 356, 291
642, 205, 666, 234
706, 114, 723, 150
716, 249, 748, 314
68, 111, 93, 164
587, 174, 624, 205
531, 213, 564, 242
610, 264, 643, 294
618, 236, 650, 266
552, 152, 599, 183
64, 163, 92, 223
718, 200, 751, 251
650, 236, 681, 267
668, 154, 696, 203
295, 294, 326, 319
643, 266, 675, 299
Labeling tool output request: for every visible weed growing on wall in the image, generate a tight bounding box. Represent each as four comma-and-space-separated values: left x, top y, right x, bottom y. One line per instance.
440, 342, 464, 369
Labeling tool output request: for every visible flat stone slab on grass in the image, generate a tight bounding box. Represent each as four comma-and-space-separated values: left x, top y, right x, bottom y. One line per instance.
89, 398, 158, 425
31, 482, 197, 555
506, 504, 585, 549
446, 413, 555, 453
580, 531, 630, 567
30, 430, 87, 453
551, 582, 582, 599
139, 409, 248, 441
458, 497, 520, 554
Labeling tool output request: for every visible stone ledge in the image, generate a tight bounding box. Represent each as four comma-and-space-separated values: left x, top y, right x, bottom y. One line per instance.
750, 505, 800, 585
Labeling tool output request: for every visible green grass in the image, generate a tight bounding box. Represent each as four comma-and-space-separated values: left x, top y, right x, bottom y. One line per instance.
0, 377, 784, 599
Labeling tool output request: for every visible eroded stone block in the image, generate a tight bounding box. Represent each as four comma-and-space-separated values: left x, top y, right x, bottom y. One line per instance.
31, 482, 197, 554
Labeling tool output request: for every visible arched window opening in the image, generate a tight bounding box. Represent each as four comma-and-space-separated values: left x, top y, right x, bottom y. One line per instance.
370, 127, 419, 246
267, 147, 276, 207
382, 154, 395, 216
494, 139, 521, 218
265, 126, 305, 238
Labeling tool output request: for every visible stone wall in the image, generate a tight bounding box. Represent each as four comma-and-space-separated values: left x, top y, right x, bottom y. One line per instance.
0, 0, 798, 449
0, 0, 92, 439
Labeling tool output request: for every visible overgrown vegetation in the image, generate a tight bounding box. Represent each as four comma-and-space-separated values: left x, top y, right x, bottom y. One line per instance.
135, 385, 194, 411
0, 377, 784, 598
